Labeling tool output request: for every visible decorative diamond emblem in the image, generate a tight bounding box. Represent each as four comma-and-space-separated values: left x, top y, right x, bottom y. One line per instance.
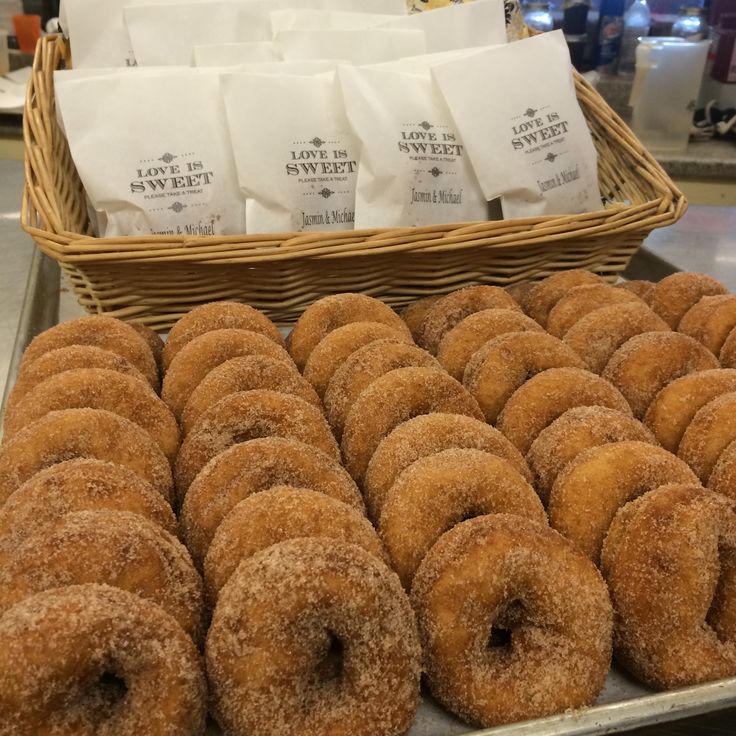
545, 152, 557, 162
159, 153, 176, 164
430, 167, 442, 178
169, 202, 186, 213
318, 188, 334, 199
419, 121, 433, 130
310, 137, 325, 148
524, 108, 538, 118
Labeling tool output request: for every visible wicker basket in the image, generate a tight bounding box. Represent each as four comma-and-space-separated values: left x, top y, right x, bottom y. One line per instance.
22, 35, 686, 329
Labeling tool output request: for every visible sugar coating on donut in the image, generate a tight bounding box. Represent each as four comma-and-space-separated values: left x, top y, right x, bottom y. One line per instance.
505, 281, 537, 313
527, 406, 657, 504
563, 302, 670, 374
0, 584, 206, 735
525, 270, 603, 327
130, 322, 165, 371
181, 355, 320, 436
20, 315, 159, 391
601, 484, 736, 689
0, 408, 174, 505
162, 328, 294, 420
289, 293, 410, 371
708, 439, 736, 501
379, 448, 546, 589
401, 295, 443, 341
0, 458, 176, 565
341, 366, 483, 482
163, 301, 284, 370
417, 285, 521, 354
411, 514, 612, 727
303, 321, 413, 399
497, 367, 631, 454
720, 328, 736, 368
602, 331, 720, 419
323, 340, 439, 439
206, 538, 422, 736
180, 437, 362, 568
679, 295, 736, 356
617, 280, 655, 305
204, 486, 385, 604
437, 308, 544, 381
548, 441, 698, 564
463, 331, 585, 424
650, 272, 728, 329
3, 369, 180, 465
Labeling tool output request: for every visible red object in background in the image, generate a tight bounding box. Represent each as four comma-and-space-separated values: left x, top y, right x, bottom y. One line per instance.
711, 13, 736, 83
12, 14, 41, 54
710, 0, 736, 27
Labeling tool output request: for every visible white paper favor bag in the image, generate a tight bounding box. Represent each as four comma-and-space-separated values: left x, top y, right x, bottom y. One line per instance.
194, 42, 281, 67
269, 9, 394, 34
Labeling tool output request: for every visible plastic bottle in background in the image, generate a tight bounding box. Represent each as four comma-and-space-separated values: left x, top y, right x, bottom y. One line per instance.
619, 0, 651, 74
523, 1, 554, 32
563, 0, 591, 69
672, 6, 708, 42
596, 0, 625, 73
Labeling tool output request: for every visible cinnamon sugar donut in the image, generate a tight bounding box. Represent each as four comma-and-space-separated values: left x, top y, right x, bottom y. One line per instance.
707, 440, 736, 500
20, 316, 159, 391
204, 486, 385, 604
411, 514, 612, 727
3, 369, 180, 465
180, 437, 362, 567
289, 293, 410, 371
181, 355, 320, 437
303, 321, 413, 399
497, 367, 631, 454
379, 449, 546, 588
527, 406, 657, 504
0, 584, 206, 735
643, 369, 736, 453
563, 302, 670, 374
601, 484, 736, 689
548, 441, 698, 564
206, 538, 421, 736
463, 332, 585, 423
650, 272, 728, 329
417, 285, 521, 354
163, 301, 284, 370
525, 270, 603, 327
0, 510, 204, 642
0, 409, 174, 505
401, 295, 443, 341
364, 414, 531, 522
720, 329, 736, 368
130, 322, 165, 371
678, 392, 736, 483
162, 328, 294, 421
546, 283, 641, 338
0, 459, 176, 565
341, 367, 483, 482
505, 281, 536, 312
437, 308, 544, 381
679, 295, 736, 356
617, 280, 655, 304
602, 331, 719, 419
323, 340, 439, 439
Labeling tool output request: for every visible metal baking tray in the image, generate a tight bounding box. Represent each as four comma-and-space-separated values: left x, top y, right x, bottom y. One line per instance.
3, 250, 736, 736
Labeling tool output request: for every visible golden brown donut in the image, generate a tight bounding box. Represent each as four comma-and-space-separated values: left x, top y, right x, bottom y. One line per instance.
0, 510, 204, 643
180, 355, 320, 437
288, 293, 410, 371
400, 295, 443, 341
678, 392, 736, 483
463, 331, 585, 423
546, 283, 641, 338
548, 441, 698, 564
130, 322, 165, 371
525, 270, 603, 327
602, 331, 720, 419
497, 367, 632, 454
417, 285, 521, 354
180, 437, 362, 568
0, 409, 174, 505
437, 308, 544, 381
175, 390, 340, 502
206, 538, 421, 736
411, 514, 612, 727
364, 413, 531, 522
162, 328, 294, 421
0, 459, 176, 566
20, 316, 159, 391
527, 406, 657, 504
204, 486, 385, 604
303, 321, 413, 399
601, 484, 736, 689
650, 272, 729, 329
707, 439, 736, 501
3, 369, 180, 465
0, 584, 207, 736
679, 294, 736, 356
616, 280, 655, 305
379, 449, 546, 589
643, 369, 736, 453
341, 367, 483, 482
720, 328, 736, 368
563, 301, 670, 374
505, 281, 536, 312
323, 340, 439, 440
163, 301, 284, 370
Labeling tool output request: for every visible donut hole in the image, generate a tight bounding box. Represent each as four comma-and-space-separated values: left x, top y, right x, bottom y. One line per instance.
315, 631, 345, 684
705, 545, 736, 642
78, 668, 129, 720
486, 599, 526, 652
